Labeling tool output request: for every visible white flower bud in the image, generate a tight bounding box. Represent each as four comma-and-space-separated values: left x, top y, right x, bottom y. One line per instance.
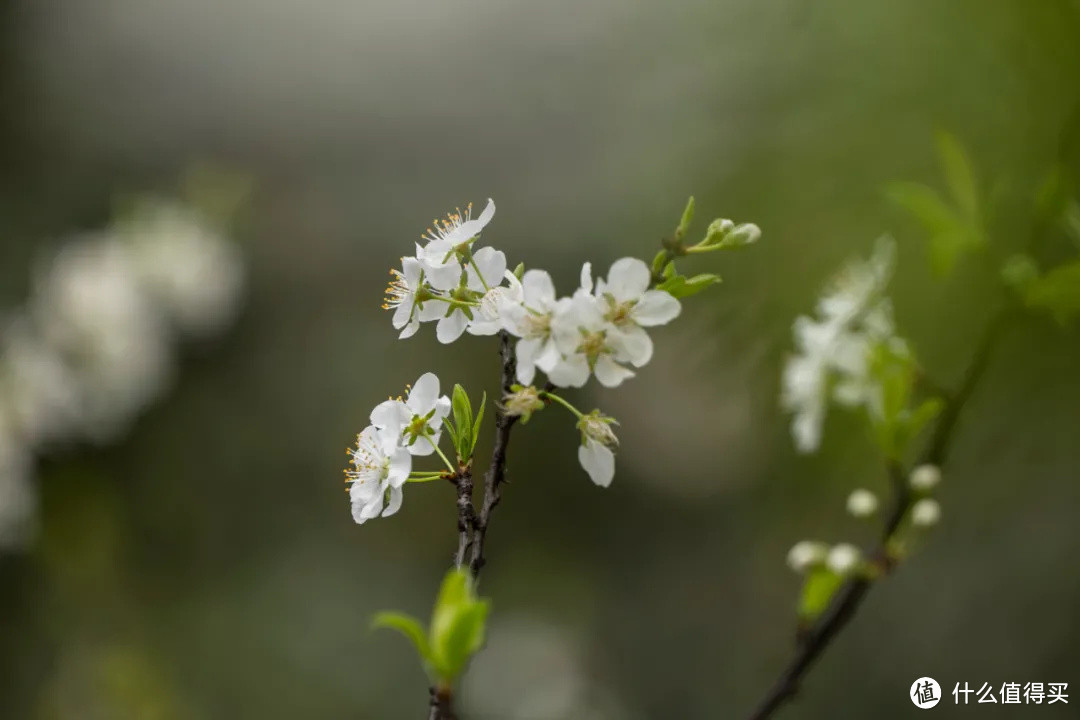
846, 488, 879, 517
911, 498, 942, 527
826, 543, 862, 575
786, 540, 827, 572
909, 464, 941, 491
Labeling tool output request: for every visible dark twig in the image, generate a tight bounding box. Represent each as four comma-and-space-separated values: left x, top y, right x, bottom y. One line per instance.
468, 331, 519, 580
452, 466, 475, 569
428, 686, 456, 720
747, 311, 1010, 720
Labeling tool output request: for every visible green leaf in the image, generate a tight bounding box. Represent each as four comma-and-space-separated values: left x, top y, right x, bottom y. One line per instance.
657, 272, 721, 299
675, 196, 695, 240
430, 601, 489, 682
936, 131, 979, 221
441, 417, 460, 453
470, 392, 487, 455
1001, 254, 1039, 292
886, 181, 979, 276
797, 569, 843, 623
451, 385, 473, 461
371, 612, 430, 663
430, 569, 471, 644
1023, 260, 1080, 324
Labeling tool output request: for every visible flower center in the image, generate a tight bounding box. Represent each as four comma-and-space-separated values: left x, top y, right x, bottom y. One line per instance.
522, 310, 551, 339
604, 297, 635, 327
577, 330, 608, 363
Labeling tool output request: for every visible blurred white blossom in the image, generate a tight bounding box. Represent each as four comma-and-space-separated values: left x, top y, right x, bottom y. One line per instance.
0, 197, 245, 548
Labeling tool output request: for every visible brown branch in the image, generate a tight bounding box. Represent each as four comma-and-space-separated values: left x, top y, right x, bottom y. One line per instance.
747, 310, 1010, 720
452, 465, 475, 569
468, 330, 519, 580
428, 686, 456, 720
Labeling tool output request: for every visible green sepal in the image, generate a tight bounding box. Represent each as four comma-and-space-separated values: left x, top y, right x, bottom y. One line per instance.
657, 272, 722, 299
450, 384, 474, 462
675, 196, 695, 240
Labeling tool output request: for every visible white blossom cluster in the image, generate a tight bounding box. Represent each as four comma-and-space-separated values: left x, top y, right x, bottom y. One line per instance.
0, 199, 245, 548
385, 199, 682, 389
781, 237, 904, 453
345, 372, 450, 524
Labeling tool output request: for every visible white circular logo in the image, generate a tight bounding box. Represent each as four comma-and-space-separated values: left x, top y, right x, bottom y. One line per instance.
911, 677, 942, 709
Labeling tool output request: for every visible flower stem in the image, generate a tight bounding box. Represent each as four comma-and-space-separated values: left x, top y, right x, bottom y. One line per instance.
425, 436, 457, 473
468, 257, 492, 292
540, 390, 584, 419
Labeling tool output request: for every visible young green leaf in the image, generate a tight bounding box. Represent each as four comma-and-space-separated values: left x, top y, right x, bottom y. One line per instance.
886, 182, 979, 276
451, 385, 474, 461
371, 612, 431, 664
430, 600, 490, 682
797, 568, 843, 623
1023, 260, 1080, 324
675, 196, 695, 240
936, 131, 979, 221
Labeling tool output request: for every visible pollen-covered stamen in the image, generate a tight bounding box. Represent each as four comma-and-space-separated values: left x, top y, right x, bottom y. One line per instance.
576, 328, 609, 365
382, 268, 412, 311
421, 202, 475, 244
603, 295, 637, 327
344, 432, 391, 486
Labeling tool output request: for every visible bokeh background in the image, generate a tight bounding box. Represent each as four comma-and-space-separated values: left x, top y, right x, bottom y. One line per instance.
2, 0, 1079, 718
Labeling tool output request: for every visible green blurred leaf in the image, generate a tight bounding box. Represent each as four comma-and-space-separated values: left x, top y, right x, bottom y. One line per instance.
430, 569, 471, 644
886, 181, 980, 276
798, 569, 843, 622
1023, 260, 1080, 324
936, 131, 979, 221
657, 272, 721, 299
430, 601, 489, 682
372, 612, 430, 663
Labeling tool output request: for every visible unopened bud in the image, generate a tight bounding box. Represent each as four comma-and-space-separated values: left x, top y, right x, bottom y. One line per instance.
577, 410, 619, 447
911, 498, 941, 527
909, 464, 942, 492
846, 488, 879, 518
786, 540, 828, 572
826, 543, 862, 575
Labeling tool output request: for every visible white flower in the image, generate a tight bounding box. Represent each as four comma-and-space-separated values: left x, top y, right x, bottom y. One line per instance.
466, 270, 521, 337
346, 425, 411, 524
30, 238, 173, 441
120, 199, 245, 338
0, 321, 82, 447
576, 410, 618, 488
435, 246, 508, 344
548, 268, 636, 388
503, 269, 567, 385
911, 498, 941, 527
370, 372, 451, 456
786, 540, 828, 572
781, 238, 899, 453
846, 488, 879, 518
826, 543, 862, 575
590, 257, 681, 367
909, 464, 942, 491
501, 385, 545, 422
415, 199, 496, 292
383, 257, 444, 339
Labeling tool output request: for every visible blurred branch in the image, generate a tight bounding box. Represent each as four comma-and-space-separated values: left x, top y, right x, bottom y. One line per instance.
429, 686, 457, 720
747, 311, 1009, 720
468, 330, 520, 579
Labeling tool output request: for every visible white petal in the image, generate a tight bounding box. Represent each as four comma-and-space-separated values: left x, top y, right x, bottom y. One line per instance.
398, 317, 420, 339
425, 261, 463, 292
545, 354, 590, 388
452, 198, 496, 241
593, 355, 634, 388
792, 410, 823, 453
436, 310, 469, 344
468, 247, 507, 291
407, 373, 440, 415
392, 300, 414, 330
408, 434, 435, 456
522, 269, 556, 306
387, 447, 412, 488
606, 258, 650, 301
370, 400, 409, 432
609, 326, 653, 367
381, 486, 404, 517
633, 290, 681, 326
516, 357, 537, 385
401, 256, 422, 286
534, 339, 562, 371
579, 262, 594, 294
434, 394, 451, 420
419, 300, 447, 322
578, 439, 615, 488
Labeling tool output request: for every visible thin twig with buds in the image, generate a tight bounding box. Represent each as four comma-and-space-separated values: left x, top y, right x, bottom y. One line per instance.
747, 305, 1010, 720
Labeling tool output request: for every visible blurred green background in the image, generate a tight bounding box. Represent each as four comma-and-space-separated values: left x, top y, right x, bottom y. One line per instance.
2, 0, 1079, 717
